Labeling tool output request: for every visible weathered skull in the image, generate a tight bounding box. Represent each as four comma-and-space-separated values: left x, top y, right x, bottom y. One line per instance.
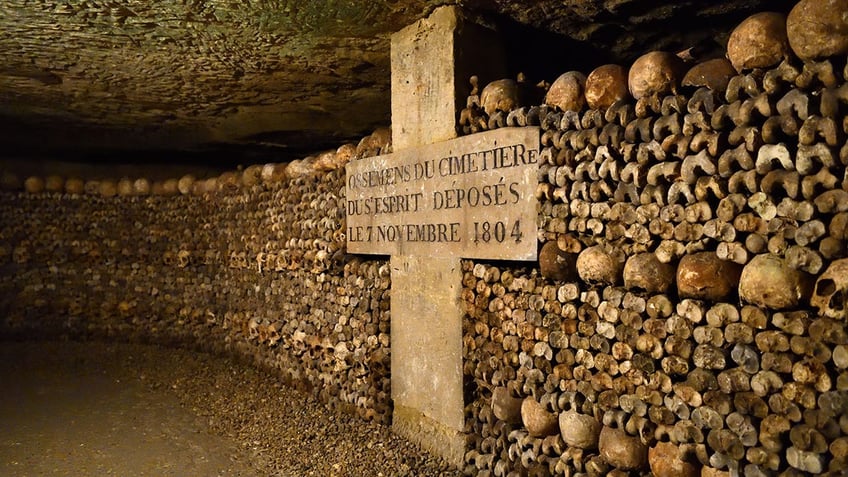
202, 249, 219, 265
812, 258, 848, 319
545, 71, 587, 112
539, 241, 578, 281
65, 177, 85, 195
559, 409, 601, 450
598, 425, 648, 470
521, 397, 558, 437
117, 178, 134, 196
260, 162, 288, 183
577, 244, 626, 285
45, 175, 64, 193
726, 12, 789, 72
241, 164, 263, 187
624, 252, 675, 293
177, 174, 195, 195
162, 250, 176, 266
787, 0, 848, 60
23, 176, 45, 194
585, 64, 630, 110
480, 78, 519, 116
176, 250, 191, 268
267, 322, 283, 346
628, 51, 685, 100
677, 251, 742, 302
739, 254, 813, 310
355, 127, 392, 159
246, 316, 261, 340
313, 149, 342, 172
133, 178, 151, 196
682, 58, 736, 91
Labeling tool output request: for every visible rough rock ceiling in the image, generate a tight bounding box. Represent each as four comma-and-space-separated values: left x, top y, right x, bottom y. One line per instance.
0, 0, 796, 166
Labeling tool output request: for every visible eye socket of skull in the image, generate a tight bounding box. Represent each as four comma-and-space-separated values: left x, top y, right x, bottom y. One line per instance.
816, 279, 836, 297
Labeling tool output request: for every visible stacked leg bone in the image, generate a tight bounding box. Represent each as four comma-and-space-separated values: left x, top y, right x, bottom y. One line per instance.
463, 1, 848, 475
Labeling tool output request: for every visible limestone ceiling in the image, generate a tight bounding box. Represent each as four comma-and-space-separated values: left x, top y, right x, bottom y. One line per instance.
0, 0, 796, 165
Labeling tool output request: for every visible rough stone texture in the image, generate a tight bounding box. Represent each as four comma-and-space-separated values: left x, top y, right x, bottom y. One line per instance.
388, 7, 503, 467
0, 0, 796, 161
9, 2, 848, 476
391, 255, 464, 464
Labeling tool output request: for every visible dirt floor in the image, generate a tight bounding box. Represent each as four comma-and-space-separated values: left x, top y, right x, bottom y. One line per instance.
0, 340, 459, 477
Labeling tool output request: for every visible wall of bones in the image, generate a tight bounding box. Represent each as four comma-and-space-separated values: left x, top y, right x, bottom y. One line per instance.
460, 2, 848, 476
2, 0, 848, 475
0, 132, 396, 425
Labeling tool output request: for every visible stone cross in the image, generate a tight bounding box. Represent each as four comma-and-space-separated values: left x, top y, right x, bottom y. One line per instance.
345, 6, 540, 465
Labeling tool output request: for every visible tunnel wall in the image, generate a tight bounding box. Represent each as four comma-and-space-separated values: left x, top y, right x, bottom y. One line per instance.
459, 62, 848, 475
0, 165, 394, 424
2, 54, 848, 477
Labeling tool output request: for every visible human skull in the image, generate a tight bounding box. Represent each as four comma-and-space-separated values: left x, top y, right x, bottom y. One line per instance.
241, 164, 263, 187
521, 397, 559, 437
480, 78, 519, 116
559, 409, 601, 449
682, 58, 736, 91
624, 252, 675, 293
585, 64, 629, 110
176, 250, 191, 268
266, 322, 283, 346
44, 175, 64, 193
63, 178, 83, 195
677, 251, 742, 302
24, 176, 45, 194
539, 241, 578, 281
740, 254, 813, 310
726, 12, 789, 72
545, 71, 587, 112
628, 51, 685, 100
133, 178, 151, 196
811, 258, 848, 319
577, 244, 626, 285
787, 0, 848, 60
598, 425, 648, 470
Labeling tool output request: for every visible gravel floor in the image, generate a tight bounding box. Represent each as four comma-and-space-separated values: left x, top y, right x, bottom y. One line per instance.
0, 339, 461, 477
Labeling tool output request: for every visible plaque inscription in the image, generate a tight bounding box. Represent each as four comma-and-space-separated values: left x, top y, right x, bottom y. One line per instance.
345, 127, 540, 260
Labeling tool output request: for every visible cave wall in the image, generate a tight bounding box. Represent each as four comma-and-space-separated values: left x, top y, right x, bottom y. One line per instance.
3, 19, 848, 477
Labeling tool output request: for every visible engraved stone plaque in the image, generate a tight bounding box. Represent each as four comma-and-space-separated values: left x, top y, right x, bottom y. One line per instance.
346, 127, 540, 260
